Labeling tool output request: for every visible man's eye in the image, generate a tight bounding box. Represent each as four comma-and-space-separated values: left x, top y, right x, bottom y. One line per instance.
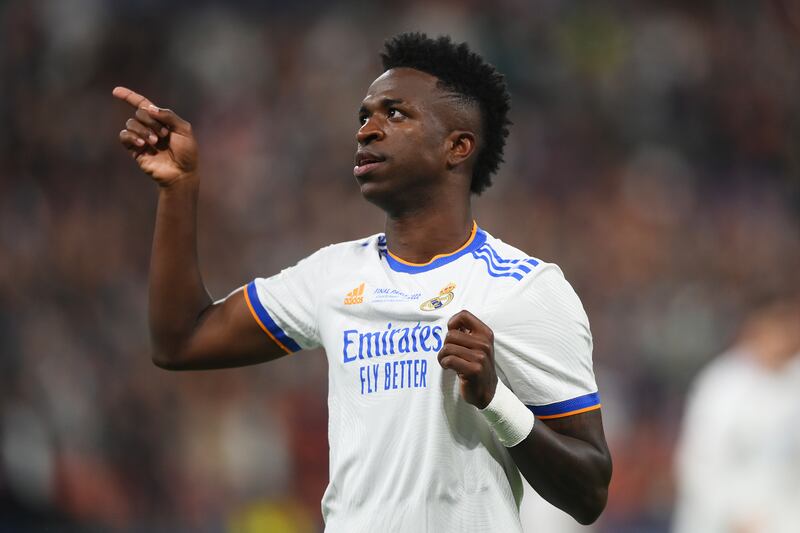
388, 108, 404, 119
358, 115, 367, 125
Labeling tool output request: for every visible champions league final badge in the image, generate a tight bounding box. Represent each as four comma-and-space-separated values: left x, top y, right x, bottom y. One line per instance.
420, 283, 456, 311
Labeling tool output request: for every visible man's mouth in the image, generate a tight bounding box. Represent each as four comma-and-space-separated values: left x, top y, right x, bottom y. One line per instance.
354, 151, 386, 177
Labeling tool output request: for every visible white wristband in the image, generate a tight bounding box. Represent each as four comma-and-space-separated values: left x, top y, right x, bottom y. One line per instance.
479, 379, 535, 447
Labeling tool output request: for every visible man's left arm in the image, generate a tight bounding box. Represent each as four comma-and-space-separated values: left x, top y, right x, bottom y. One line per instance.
438, 310, 612, 525
510, 409, 611, 525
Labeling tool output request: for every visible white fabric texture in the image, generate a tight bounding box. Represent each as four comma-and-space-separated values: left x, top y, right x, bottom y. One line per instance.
249, 226, 600, 532
673, 350, 800, 533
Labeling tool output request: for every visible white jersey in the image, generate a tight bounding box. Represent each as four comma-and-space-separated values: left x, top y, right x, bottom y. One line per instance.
673, 349, 800, 533
245, 223, 600, 533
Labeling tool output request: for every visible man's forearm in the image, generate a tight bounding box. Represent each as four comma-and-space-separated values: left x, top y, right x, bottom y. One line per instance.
148, 175, 213, 363
509, 413, 612, 525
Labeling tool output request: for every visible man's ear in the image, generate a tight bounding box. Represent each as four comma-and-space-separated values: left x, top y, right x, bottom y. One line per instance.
445, 131, 477, 169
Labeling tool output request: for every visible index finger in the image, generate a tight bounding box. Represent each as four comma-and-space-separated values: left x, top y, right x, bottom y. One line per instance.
112, 86, 155, 110
447, 310, 492, 338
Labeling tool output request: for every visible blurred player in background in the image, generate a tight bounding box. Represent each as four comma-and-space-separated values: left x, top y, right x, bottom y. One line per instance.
673, 296, 800, 533
114, 33, 611, 531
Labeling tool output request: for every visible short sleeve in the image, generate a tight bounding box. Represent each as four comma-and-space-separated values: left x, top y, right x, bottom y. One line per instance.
244, 247, 329, 354
492, 265, 600, 419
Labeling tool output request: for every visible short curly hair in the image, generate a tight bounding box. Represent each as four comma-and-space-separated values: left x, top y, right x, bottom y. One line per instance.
381, 32, 511, 194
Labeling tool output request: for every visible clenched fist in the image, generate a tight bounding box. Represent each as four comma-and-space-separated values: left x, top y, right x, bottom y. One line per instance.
437, 310, 498, 409
113, 86, 198, 186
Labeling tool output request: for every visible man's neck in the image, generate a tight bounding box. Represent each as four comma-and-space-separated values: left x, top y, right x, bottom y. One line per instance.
384, 201, 474, 264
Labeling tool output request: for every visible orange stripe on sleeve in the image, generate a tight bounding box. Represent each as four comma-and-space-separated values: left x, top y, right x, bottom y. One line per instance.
537, 404, 602, 420
243, 287, 293, 355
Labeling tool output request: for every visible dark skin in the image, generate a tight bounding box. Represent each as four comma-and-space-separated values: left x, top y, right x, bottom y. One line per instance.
439, 311, 611, 525
113, 67, 611, 524
355, 68, 476, 258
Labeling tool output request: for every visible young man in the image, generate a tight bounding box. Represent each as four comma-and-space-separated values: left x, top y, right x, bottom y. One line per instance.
673, 297, 800, 533
114, 33, 611, 532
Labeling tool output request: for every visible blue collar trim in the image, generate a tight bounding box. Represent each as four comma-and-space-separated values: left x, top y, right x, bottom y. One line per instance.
383, 227, 487, 274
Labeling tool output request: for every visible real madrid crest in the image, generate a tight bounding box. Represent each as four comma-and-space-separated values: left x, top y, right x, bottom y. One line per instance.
420, 283, 456, 311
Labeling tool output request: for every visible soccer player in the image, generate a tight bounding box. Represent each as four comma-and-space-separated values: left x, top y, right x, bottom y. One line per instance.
673, 297, 800, 532
114, 33, 611, 532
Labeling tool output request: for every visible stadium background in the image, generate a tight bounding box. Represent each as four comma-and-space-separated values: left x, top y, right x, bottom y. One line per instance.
1, 0, 798, 531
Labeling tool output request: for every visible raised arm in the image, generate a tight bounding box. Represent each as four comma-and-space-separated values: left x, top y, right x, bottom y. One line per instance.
438, 310, 612, 524
113, 87, 286, 369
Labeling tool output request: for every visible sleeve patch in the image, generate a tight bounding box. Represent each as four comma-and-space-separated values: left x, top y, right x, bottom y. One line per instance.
245, 282, 302, 353
527, 392, 601, 419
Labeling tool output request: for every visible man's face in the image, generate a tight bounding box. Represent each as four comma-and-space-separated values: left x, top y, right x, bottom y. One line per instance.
354, 68, 450, 211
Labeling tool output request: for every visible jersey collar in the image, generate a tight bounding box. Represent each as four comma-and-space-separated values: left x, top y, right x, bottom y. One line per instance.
383, 221, 487, 274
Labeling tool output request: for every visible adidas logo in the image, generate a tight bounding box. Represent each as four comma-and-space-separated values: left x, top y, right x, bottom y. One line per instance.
344, 283, 365, 305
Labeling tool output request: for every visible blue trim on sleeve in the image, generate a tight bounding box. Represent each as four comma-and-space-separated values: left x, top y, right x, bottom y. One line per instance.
527, 392, 601, 417
246, 282, 302, 352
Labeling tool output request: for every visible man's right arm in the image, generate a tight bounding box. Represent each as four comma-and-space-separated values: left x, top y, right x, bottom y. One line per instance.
114, 86, 287, 370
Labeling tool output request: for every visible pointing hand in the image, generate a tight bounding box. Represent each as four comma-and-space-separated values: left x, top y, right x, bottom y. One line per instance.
113, 86, 198, 186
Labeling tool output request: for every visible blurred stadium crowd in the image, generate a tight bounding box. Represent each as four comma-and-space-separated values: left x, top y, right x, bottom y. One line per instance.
1, 0, 798, 531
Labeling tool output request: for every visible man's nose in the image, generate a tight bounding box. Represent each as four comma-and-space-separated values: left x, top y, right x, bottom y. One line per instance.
357, 119, 385, 145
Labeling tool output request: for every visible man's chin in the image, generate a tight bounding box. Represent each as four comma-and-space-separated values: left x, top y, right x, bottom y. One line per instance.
357, 179, 396, 211
358, 179, 385, 199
